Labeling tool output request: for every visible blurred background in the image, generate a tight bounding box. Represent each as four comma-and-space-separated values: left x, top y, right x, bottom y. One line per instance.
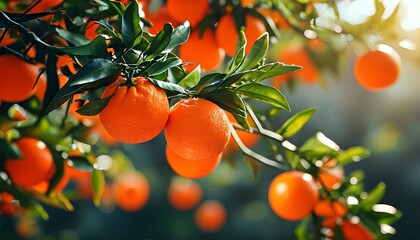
1, 0, 420, 239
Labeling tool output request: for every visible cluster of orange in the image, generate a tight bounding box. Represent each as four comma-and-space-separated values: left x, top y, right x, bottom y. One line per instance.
168, 178, 226, 232
268, 160, 373, 239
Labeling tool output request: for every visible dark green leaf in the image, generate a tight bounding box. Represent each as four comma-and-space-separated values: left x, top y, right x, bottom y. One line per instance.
39, 54, 60, 116
65, 59, 120, 87
55, 28, 90, 46
178, 66, 200, 89
92, 169, 105, 208
0, 138, 21, 159
168, 66, 187, 83
145, 55, 182, 76
148, 78, 186, 93
237, 33, 269, 72
76, 96, 111, 116
193, 73, 226, 93
255, 63, 302, 82
144, 23, 173, 60
47, 150, 65, 195
55, 36, 109, 58
278, 108, 316, 137
68, 156, 95, 172
167, 21, 190, 49
227, 30, 246, 74
204, 89, 246, 118
235, 83, 290, 110
122, 1, 143, 48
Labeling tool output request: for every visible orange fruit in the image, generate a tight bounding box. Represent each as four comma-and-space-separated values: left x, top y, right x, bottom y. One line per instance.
33, 77, 47, 102
0, 29, 18, 46
5, 138, 54, 188
164, 98, 230, 161
28, 0, 63, 13
167, 178, 202, 211
354, 44, 401, 91
342, 220, 374, 240
314, 199, 347, 218
99, 76, 169, 144
0, 192, 21, 217
272, 45, 319, 87
194, 200, 227, 232
145, 6, 176, 35
268, 171, 319, 221
256, 8, 291, 30
166, 0, 209, 28
0, 55, 41, 102
112, 171, 150, 212
57, 55, 77, 75
318, 159, 344, 191
85, 22, 99, 40
215, 14, 266, 57
166, 147, 222, 179
224, 112, 260, 153
31, 163, 70, 194
179, 29, 225, 72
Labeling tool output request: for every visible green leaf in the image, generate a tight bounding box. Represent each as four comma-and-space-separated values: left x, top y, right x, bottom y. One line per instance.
370, 204, 402, 225
47, 150, 65, 195
76, 96, 111, 116
167, 21, 190, 49
255, 62, 302, 82
178, 66, 201, 89
193, 73, 226, 93
0, 138, 21, 159
227, 30, 246, 74
360, 182, 386, 211
55, 28, 90, 46
295, 216, 311, 240
278, 108, 316, 137
55, 36, 109, 58
92, 169, 105, 208
40, 54, 60, 116
145, 55, 182, 76
235, 83, 290, 111
221, 70, 257, 87
122, 1, 143, 48
245, 156, 261, 179
336, 147, 371, 165
68, 156, 95, 172
204, 89, 246, 118
144, 23, 173, 60
64, 59, 120, 87
236, 33, 269, 72
148, 78, 186, 93
299, 132, 340, 159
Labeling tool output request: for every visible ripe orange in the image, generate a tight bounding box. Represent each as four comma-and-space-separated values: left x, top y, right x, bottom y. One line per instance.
0, 192, 20, 217
194, 200, 227, 232
28, 0, 63, 13
99, 76, 169, 144
0, 55, 41, 102
314, 199, 347, 218
354, 44, 401, 91
224, 112, 260, 153
112, 171, 150, 212
164, 98, 230, 161
166, 0, 208, 28
318, 159, 344, 190
33, 77, 47, 103
31, 163, 70, 194
256, 8, 291, 30
166, 147, 221, 179
145, 6, 176, 35
0, 29, 18, 46
342, 220, 374, 240
85, 22, 99, 40
179, 29, 225, 72
5, 138, 54, 188
167, 178, 202, 211
215, 14, 266, 57
272, 45, 319, 88
268, 171, 319, 221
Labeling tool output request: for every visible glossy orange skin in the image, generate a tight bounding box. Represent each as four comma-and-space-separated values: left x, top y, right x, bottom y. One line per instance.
0, 55, 40, 102
268, 171, 319, 221
342, 221, 375, 240
166, 147, 222, 179
215, 14, 266, 57
112, 172, 150, 212
5, 138, 54, 188
99, 77, 169, 144
195, 200, 227, 232
167, 178, 202, 211
166, 0, 209, 28
354, 44, 401, 91
164, 98, 230, 161
179, 29, 225, 72
314, 199, 347, 218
